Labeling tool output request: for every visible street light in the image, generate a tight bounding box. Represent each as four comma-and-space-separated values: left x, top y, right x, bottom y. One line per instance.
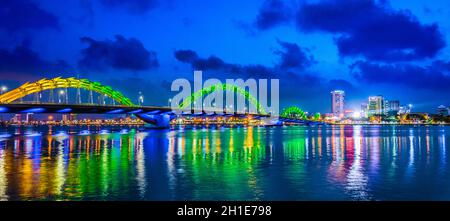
1, 86, 7, 95
58, 90, 65, 103
139, 95, 144, 106
168, 98, 172, 107
138, 91, 144, 106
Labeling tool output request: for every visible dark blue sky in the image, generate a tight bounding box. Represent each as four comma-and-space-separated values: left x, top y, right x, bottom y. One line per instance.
1, 0, 450, 113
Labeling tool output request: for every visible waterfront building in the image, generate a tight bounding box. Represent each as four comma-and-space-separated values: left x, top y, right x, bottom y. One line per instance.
437, 105, 449, 116
389, 100, 400, 111
331, 90, 345, 118
384, 99, 390, 114
25, 113, 33, 123
407, 104, 413, 113
388, 100, 400, 115
399, 106, 406, 114
360, 103, 368, 118
344, 109, 354, 118
399, 104, 412, 114
12, 114, 21, 123
368, 96, 384, 116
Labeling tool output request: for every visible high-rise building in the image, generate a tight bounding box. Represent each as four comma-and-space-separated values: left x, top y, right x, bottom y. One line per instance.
389, 100, 400, 111
25, 113, 33, 123
331, 90, 345, 118
388, 100, 400, 115
12, 114, 21, 123
360, 103, 368, 118
384, 99, 390, 114
368, 96, 384, 116
437, 105, 449, 116
399, 104, 412, 114
62, 114, 76, 122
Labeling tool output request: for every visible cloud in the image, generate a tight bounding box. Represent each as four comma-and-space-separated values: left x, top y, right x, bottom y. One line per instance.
255, 0, 293, 30
231, 65, 274, 78
174, 49, 274, 78
79, 35, 159, 72
0, 0, 59, 31
0, 44, 71, 79
174, 40, 315, 77
274, 39, 315, 70
174, 50, 199, 63
100, 0, 159, 14
431, 60, 450, 71
174, 49, 231, 72
328, 79, 356, 91
192, 56, 228, 71
350, 60, 450, 90
296, 0, 446, 61
174, 49, 228, 71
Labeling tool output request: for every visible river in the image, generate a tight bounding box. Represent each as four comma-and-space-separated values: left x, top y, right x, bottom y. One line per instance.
0, 125, 449, 200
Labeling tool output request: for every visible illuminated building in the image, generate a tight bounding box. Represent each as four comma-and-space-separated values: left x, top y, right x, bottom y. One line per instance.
344, 109, 354, 118
360, 103, 368, 118
388, 100, 400, 115
12, 114, 21, 123
61, 114, 76, 122
368, 96, 384, 116
25, 113, 33, 123
437, 105, 449, 116
384, 99, 390, 114
331, 90, 345, 118
399, 104, 412, 114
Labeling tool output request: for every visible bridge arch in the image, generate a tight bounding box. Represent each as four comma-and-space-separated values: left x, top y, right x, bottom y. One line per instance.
178, 83, 267, 114
281, 106, 307, 119
0, 77, 134, 106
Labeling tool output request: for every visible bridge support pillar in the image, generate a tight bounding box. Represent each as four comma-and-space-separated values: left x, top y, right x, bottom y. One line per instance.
136, 114, 173, 128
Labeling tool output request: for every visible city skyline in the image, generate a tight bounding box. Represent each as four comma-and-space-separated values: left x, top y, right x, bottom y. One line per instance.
0, 76, 447, 116
0, 70, 447, 118
329, 89, 420, 117
1, 0, 450, 113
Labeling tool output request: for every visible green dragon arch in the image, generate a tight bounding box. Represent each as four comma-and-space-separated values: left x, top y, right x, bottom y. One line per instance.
0, 77, 134, 106
179, 83, 267, 114
281, 106, 307, 119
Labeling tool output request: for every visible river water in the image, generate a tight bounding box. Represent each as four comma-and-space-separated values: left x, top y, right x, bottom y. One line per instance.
0, 125, 449, 201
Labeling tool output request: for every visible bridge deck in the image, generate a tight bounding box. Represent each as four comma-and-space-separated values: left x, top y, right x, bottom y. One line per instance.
0, 103, 271, 117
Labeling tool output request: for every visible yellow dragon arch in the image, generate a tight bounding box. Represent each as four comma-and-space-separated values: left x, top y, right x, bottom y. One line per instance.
0, 77, 134, 106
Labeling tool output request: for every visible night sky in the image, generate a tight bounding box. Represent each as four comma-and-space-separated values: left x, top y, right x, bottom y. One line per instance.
1, 0, 450, 113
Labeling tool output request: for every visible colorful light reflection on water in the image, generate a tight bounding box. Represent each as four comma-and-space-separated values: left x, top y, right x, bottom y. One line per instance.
0, 125, 449, 201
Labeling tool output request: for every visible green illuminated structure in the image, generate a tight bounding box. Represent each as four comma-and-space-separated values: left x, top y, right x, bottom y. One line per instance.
179, 83, 267, 114
313, 113, 321, 121
281, 106, 307, 119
